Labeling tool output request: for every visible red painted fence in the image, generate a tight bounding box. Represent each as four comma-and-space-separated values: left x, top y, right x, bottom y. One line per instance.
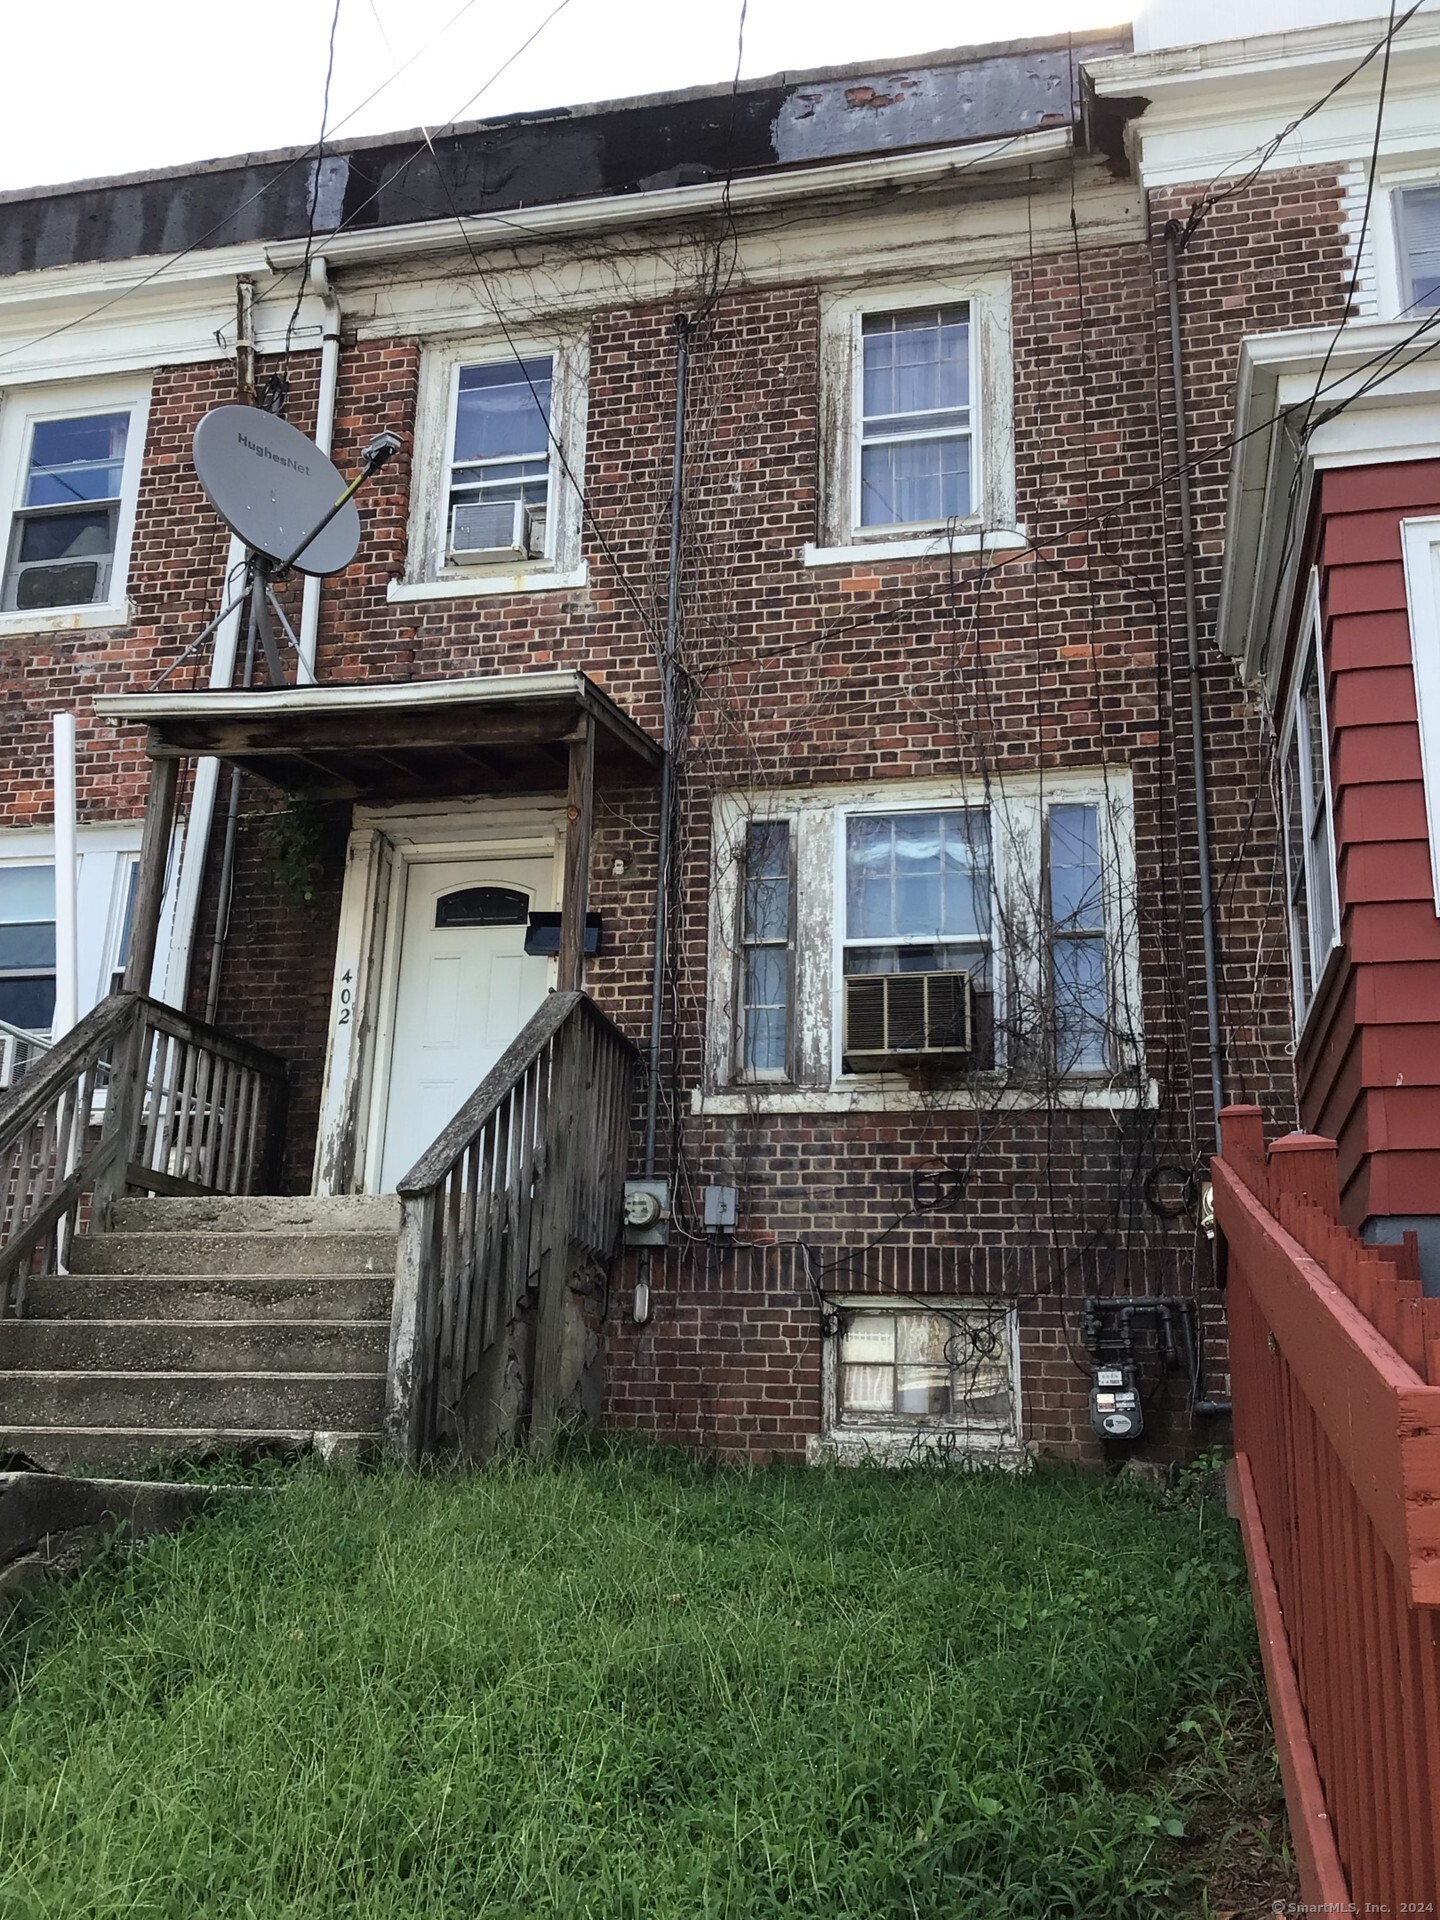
1215, 1106, 1440, 1907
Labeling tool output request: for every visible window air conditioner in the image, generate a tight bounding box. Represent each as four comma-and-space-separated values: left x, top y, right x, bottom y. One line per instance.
448, 500, 545, 562
843, 971, 973, 1064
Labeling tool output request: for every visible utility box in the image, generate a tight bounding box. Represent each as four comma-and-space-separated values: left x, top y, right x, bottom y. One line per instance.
623, 1177, 670, 1247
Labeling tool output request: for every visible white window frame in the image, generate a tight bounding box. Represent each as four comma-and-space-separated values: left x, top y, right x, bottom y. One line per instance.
1401, 515, 1440, 915
809, 274, 1016, 566
808, 1297, 1023, 1466
1279, 572, 1341, 1032
0, 377, 150, 637
392, 328, 589, 603
701, 769, 1144, 1115
0, 823, 144, 1035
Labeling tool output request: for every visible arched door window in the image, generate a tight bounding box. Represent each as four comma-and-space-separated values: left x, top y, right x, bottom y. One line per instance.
434, 886, 529, 928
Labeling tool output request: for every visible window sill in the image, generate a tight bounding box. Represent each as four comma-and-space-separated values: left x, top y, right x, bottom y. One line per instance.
0, 600, 132, 638
387, 565, 589, 604
807, 1429, 1026, 1467
693, 1077, 1156, 1116
803, 528, 1028, 568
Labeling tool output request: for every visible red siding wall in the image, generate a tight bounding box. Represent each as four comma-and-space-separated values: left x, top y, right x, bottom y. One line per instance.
1299, 460, 1440, 1222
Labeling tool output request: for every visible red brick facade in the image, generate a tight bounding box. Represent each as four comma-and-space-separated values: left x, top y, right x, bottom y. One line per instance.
0, 155, 1360, 1464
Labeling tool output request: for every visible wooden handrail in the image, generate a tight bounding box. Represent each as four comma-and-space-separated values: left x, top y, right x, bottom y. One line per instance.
388, 989, 638, 1460
395, 990, 581, 1195
0, 994, 287, 1318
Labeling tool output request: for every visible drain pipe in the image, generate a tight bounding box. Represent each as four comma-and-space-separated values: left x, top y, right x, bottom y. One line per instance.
296, 256, 340, 684
1164, 221, 1226, 1143
634, 312, 690, 1326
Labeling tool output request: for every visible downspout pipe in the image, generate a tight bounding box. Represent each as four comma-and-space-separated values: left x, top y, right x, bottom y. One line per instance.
635, 312, 690, 1325
297, 255, 341, 684
1164, 221, 1226, 1145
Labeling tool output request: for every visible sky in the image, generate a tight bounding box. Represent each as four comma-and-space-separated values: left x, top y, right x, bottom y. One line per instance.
1, 0, 1128, 196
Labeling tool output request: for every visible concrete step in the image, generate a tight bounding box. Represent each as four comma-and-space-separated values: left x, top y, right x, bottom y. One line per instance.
110, 1195, 401, 1234
68, 1231, 398, 1278
22, 1273, 394, 1322
0, 1370, 385, 1430
0, 1428, 383, 1475
0, 1320, 388, 1374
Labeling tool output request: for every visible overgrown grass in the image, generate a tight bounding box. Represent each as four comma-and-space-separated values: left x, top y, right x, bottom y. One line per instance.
0, 1450, 1280, 1918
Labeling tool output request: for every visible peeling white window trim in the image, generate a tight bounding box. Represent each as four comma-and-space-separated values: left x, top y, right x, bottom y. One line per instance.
704, 768, 1145, 1105
817, 273, 1015, 552
807, 1296, 1024, 1466
401, 326, 588, 590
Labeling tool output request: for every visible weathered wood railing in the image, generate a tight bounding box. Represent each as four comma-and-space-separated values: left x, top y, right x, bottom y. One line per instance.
387, 990, 638, 1461
1215, 1106, 1440, 1911
0, 1018, 48, 1092
0, 992, 286, 1320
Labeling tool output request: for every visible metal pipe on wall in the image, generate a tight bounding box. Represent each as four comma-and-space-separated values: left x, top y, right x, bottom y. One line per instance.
298, 255, 341, 684
1164, 221, 1226, 1143
635, 312, 691, 1326
51, 713, 79, 1036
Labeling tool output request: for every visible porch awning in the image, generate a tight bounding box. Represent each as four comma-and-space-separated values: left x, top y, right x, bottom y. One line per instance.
94, 670, 660, 800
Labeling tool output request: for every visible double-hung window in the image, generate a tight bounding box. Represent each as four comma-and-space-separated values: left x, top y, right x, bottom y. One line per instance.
1396, 185, 1440, 313
398, 333, 588, 597
446, 357, 553, 562
1280, 583, 1339, 1025
0, 383, 148, 622
842, 808, 994, 1066
812, 277, 1013, 560
856, 308, 972, 530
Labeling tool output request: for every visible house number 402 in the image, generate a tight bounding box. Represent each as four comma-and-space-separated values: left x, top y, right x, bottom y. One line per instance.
337, 971, 354, 1026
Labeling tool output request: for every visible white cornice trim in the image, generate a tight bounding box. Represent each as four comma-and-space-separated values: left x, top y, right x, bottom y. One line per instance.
1216, 319, 1440, 691
1085, 17, 1440, 188
1087, 12, 1440, 96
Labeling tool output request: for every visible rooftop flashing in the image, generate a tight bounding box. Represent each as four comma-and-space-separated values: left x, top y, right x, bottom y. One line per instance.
0, 30, 1128, 278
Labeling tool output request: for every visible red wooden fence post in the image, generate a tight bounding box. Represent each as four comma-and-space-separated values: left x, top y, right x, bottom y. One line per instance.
1218, 1103, 1265, 1170
1267, 1132, 1341, 1219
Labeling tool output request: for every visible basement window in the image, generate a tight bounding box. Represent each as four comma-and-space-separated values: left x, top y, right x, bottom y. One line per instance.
812, 1299, 1021, 1463
0, 380, 149, 628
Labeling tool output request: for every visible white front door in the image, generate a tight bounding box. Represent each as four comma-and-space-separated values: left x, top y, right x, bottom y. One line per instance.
376, 855, 553, 1191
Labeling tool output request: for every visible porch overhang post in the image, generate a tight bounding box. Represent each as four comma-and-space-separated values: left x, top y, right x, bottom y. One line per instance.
557, 714, 595, 994
123, 746, 180, 996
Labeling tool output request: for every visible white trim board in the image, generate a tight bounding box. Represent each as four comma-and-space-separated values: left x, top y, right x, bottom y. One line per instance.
1401, 515, 1440, 915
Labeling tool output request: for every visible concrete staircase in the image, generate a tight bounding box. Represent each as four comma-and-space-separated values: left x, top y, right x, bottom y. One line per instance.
0, 1195, 398, 1474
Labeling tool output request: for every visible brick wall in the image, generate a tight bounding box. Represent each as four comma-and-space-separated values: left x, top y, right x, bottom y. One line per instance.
0, 162, 1356, 1463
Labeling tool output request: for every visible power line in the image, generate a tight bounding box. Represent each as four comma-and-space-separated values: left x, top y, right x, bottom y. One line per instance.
0, 0, 489, 369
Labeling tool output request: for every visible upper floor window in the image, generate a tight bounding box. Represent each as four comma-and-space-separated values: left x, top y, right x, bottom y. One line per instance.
857, 308, 972, 530
447, 357, 553, 562
396, 332, 588, 599
814, 276, 1013, 560
0, 381, 149, 626
1396, 185, 1440, 313
1280, 579, 1339, 1027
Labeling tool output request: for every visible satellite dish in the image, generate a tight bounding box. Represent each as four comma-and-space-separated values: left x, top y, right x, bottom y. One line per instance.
192, 405, 361, 576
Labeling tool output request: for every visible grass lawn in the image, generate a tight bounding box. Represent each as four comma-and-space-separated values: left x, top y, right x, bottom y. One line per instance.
0, 1450, 1289, 1919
